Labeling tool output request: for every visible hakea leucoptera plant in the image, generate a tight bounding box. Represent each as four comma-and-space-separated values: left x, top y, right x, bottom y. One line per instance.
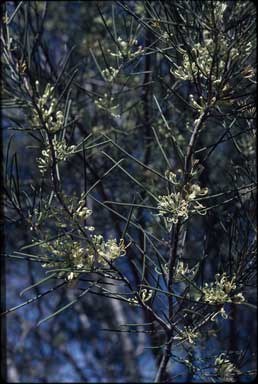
1, 1, 255, 382
157, 169, 208, 230
214, 353, 241, 382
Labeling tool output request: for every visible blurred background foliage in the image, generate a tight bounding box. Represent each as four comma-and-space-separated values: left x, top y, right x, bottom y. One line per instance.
1, 0, 257, 382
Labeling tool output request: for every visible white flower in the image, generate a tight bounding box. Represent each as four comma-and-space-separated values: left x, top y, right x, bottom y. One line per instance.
37, 138, 76, 174
108, 36, 143, 59
32, 82, 64, 133
174, 326, 200, 344
202, 273, 244, 305
215, 353, 241, 382
157, 180, 208, 230
86, 235, 127, 266
101, 66, 119, 82
128, 289, 153, 306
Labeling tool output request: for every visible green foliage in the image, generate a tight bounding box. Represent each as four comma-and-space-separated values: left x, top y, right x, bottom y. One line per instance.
1, 1, 256, 382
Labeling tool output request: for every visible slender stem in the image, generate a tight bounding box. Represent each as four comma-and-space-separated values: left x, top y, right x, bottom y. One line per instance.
184, 109, 209, 177
154, 106, 210, 381
154, 340, 172, 382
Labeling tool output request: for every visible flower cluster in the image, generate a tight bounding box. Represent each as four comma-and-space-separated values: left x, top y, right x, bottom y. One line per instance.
28, 207, 44, 232
41, 238, 90, 281
172, 38, 221, 82
211, 306, 229, 321
241, 65, 256, 81
172, 28, 252, 85
237, 131, 256, 157
128, 289, 153, 306
94, 93, 120, 118
215, 353, 241, 382
165, 169, 182, 185
174, 326, 200, 344
173, 260, 199, 283
157, 180, 208, 229
86, 235, 126, 267
187, 183, 208, 201
162, 31, 173, 41
41, 234, 127, 281
180, 44, 207, 80
32, 82, 64, 133
71, 194, 93, 222
189, 94, 216, 112
101, 66, 119, 82
157, 192, 188, 224
108, 36, 143, 59
213, 2, 228, 20
202, 273, 245, 305
37, 138, 76, 174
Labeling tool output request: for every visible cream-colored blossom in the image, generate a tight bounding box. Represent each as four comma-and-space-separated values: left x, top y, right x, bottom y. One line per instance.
85, 235, 126, 267
157, 192, 189, 225
37, 138, 76, 174
102, 66, 119, 82
171, 23, 252, 85
94, 93, 120, 118
188, 183, 208, 200
211, 306, 229, 321
41, 238, 91, 281
215, 353, 241, 382
41, 235, 127, 281
165, 170, 182, 185
32, 82, 64, 133
128, 289, 153, 306
157, 180, 208, 229
174, 326, 200, 344
172, 260, 199, 282
203, 273, 245, 305
73, 196, 92, 221
108, 36, 143, 59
